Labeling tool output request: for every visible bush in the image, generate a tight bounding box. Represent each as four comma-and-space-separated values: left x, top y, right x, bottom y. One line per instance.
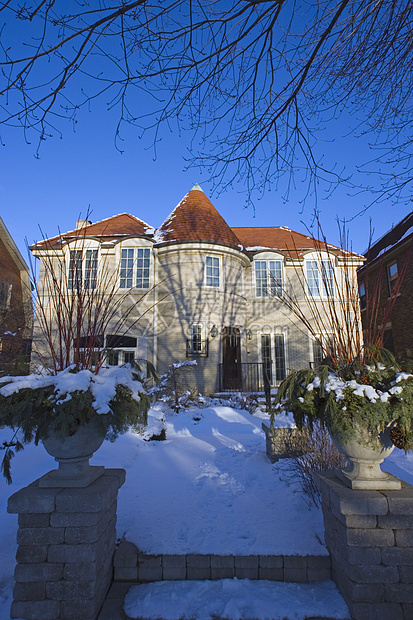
284, 422, 348, 506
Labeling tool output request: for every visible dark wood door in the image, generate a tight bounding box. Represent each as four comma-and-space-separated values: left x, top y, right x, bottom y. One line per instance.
222, 327, 242, 390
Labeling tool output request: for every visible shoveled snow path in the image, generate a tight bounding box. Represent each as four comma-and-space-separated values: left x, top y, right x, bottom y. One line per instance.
107, 405, 327, 555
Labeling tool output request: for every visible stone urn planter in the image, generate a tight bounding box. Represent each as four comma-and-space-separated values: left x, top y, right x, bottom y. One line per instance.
331, 424, 401, 490
39, 421, 106, 488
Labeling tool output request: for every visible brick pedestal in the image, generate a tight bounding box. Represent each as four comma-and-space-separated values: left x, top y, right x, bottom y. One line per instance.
7, 468, 125, 620
317, 470, 413, 620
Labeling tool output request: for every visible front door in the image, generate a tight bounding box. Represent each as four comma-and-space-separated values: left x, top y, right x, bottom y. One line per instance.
222, 327, 242, 390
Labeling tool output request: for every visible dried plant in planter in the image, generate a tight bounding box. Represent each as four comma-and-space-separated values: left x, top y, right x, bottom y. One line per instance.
272, 221, 413, 453
0, 226, 157, 483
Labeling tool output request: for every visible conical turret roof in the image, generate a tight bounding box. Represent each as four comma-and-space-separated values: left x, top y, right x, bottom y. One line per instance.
154, 184, 241, 246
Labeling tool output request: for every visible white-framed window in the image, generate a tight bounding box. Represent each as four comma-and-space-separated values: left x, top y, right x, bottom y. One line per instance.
191, 323, 203, 352
387, 261, 398, 294
205, 256, 220, 288
274, 333, 286, 381
306, 259, 334, 298
120, 248, 151, 289
260, 332, 287, 384
255, 260, 283, 297
68, 249, 98, 290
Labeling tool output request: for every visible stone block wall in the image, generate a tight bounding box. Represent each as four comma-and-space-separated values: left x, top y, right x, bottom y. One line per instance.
317, 470, 413, 620
7, 468, 125, 620
262, 423, 307, 463
113, 542, 331, 583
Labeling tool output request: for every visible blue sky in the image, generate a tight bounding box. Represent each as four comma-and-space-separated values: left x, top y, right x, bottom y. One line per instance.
0, 96, 410, 262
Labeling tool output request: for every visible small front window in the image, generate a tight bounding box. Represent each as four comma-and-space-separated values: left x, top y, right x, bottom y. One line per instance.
191, 323, 203, 352
205, 256, 220, 288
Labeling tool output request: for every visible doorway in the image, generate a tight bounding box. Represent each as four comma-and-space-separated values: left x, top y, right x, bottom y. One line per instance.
222, 326, 242, 390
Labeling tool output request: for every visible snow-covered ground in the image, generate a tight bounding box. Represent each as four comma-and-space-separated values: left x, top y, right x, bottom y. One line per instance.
1, 403, 413, 619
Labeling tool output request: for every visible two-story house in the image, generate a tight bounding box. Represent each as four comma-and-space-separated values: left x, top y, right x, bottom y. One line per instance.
30, 185, 363, 394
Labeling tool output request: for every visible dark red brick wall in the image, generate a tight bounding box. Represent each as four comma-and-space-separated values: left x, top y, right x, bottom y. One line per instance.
0, 237, 27, 368
358, 238, 413, 362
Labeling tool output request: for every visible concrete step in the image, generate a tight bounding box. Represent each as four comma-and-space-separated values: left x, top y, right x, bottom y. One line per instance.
113, 543, 332, 583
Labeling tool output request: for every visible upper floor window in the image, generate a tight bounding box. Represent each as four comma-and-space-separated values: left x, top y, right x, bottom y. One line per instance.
205, 256, 220, 288
0, 281, 12, 309
306, 260, 334, 298
68, 249, 98, 290
387, 261, 398, 294
255, 260, 282, 297
359, 282, 366, 310
120, 248, 151, 289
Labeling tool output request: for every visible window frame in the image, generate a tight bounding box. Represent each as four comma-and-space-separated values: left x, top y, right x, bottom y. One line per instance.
119, 247, 151, 290
205, 255, 220, 288
305, 258, 335, 298
387, 261, 398, 295
254, 259, 283, 298
359, 281, 366, 310
0, 281, 12, 310
67, 248, 99, 291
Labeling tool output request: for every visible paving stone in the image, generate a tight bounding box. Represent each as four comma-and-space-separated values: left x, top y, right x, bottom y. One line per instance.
162, 565, 186, 580
114, 541, 138, 567
345, 527, 394, 547
16, 544, 48, 564
46, 579, 97, 600
382, 547, 413, 565
399, 566, 413, 583
14, 562, 63, 583
114, 566, 139, 581
284, 567, 307, 582
17, 526, 64, 545
258, 566, 284, 580
137, 565, 162, 582
64, 562, 98, 581
8, 485, 58, 515
11, 599, 60, 620
48, 542, 103, 563
385, 583, 413, 603
18, 514, 50, 528
186, 566, 211, 580
162, 554, 186, 568
259, 555, 283, 569
187, 554, 210, 567
13, 581, 46, 602
61, 597, 99, 620
211, 555, 234, 568
349, 602, 403, 620
284, 556, 306, 568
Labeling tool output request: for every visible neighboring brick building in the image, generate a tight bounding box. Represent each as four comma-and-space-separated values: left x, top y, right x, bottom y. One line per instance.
357, 212, 413, 362
31, 185, 363, 394
0, 217, 32, 371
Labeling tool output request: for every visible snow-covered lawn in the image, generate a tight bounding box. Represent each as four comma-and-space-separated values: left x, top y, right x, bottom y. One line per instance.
1, 403, 413, 619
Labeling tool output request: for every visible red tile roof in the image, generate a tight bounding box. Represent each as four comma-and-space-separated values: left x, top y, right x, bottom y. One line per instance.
32, 213, 153, 248
155, 186, 241, 247
232, 226, 355, 259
